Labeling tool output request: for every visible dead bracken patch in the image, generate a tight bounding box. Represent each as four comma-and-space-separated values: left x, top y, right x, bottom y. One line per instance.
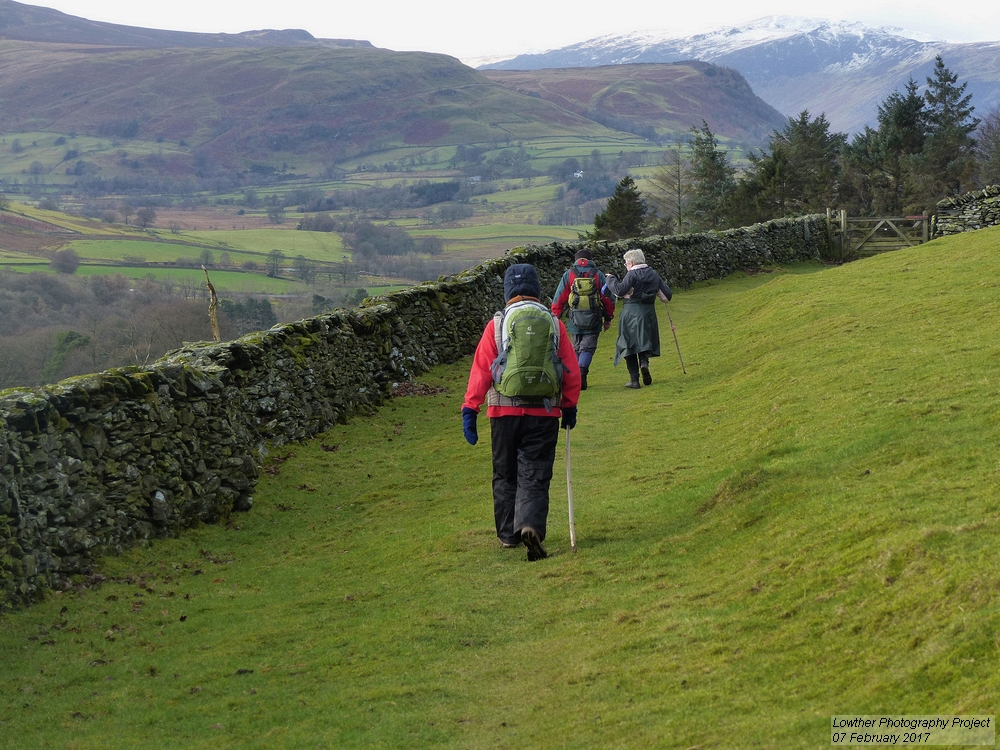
391, 381, 449, 397
262, 451, 295, 477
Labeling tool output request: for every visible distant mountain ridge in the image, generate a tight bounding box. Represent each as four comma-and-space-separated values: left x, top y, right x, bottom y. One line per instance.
0, 42, 624, 169
0, 1, 794, 178
482, 17, 1000, 134
0, 0, 371, 48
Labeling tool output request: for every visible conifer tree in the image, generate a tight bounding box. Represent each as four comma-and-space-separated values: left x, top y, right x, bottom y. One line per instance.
974, 106, 1000, 187
909, 55, 978, 206
877, 79, 928, 212
737, 111, 845, 221
588, 176, 647, 240
686, 121, 736, 230
843, 79, 926, 215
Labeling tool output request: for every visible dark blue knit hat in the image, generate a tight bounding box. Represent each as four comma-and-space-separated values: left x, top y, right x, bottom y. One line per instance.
504, 263, 541, 302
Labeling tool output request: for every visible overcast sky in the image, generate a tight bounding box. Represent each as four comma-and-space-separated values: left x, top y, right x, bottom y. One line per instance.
24, 0, 1000, 63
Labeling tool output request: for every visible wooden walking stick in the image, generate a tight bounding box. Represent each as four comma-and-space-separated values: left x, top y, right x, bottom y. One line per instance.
665, 304, 686, 374
565, 427, 577, 553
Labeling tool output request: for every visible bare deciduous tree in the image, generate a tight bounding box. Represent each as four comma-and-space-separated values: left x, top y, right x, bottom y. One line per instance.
647, 142, 691, 234
50, 249, 81, 274
136, 206, 157, 229
117, 308, 164, 366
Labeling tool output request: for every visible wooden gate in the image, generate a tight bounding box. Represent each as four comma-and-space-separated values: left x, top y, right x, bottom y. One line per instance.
827, 209, 929, 261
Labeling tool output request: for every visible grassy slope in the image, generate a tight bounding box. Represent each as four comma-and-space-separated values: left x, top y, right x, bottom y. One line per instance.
2, 229, 1000, 748
0, 48, 776, 194
482, 63, 789, 145
67, 265, 298, 294
0, 42, 615, 168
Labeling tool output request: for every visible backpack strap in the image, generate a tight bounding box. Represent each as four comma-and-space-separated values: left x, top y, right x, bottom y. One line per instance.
546, 310, 563, 411
493, 309, 503, 352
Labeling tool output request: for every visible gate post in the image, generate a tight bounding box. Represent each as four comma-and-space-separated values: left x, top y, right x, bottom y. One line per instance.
827, 207, 833, 254
840, 209, 848, 259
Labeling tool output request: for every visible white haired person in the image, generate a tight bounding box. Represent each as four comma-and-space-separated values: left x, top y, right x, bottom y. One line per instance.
603, 248, 672, 389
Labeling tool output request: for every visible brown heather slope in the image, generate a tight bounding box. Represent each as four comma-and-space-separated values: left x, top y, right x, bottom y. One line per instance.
0, 41, 617, 168
481, 62, 788, 144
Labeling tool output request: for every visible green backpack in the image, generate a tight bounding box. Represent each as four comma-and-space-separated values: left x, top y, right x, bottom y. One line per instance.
567, 272, 602, 329
491, 300, 564, 403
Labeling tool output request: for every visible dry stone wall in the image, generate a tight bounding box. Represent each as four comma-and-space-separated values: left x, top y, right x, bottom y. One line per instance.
0, 214, 827, 611
933, 185, 1000, 236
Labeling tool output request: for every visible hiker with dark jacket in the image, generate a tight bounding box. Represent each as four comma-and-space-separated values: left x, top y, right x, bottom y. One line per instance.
550, 248, 615, 390
461, 264, 581, 561
604, 248, 672, 389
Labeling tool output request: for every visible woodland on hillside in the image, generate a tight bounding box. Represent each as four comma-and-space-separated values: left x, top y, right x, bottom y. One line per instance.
0, 271, 270, 389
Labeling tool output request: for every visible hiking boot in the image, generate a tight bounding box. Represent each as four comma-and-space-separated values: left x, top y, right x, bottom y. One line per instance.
579, 365, 589, 391
500, 538, 520, 549
625, 380, 641, 389
521, 527, 548, 561
640, 364, 652, 386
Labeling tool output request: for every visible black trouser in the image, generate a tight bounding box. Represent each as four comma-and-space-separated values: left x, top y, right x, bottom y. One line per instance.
624, 352, 651, 381
490, 415, 560, 543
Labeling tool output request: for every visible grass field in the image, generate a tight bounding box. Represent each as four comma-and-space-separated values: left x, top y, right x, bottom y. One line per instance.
182, 229, 347, 260
65, 239, 230, 263
69, 265, 302, 295
0, 252, 307, 294
8, 204, 112, 235
3, 227, 999, 748
0, 256, 47, 266
0, 220, 409, 296
0, 132, 185, 188
409, 222, 586, 254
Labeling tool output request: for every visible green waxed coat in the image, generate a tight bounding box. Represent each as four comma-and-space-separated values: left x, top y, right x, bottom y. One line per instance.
613, 300, 660, 365
604, 264, 672, 366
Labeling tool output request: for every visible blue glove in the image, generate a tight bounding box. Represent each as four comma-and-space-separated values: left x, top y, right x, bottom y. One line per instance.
462, 407, 478, 445
561, 406, 577, 430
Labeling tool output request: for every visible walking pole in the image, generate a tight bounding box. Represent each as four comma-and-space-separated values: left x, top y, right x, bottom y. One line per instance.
665, 304, 687, 375
565, 427, 577, 553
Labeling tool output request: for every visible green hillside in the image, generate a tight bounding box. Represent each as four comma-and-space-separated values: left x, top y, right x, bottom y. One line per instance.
482, 62, 788, 146
0, 38, 786, 194
2, 229, 999, 747
0, 41, 624, 171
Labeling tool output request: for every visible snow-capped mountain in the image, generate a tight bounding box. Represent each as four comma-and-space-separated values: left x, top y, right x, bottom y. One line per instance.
481, 17, 1000, 134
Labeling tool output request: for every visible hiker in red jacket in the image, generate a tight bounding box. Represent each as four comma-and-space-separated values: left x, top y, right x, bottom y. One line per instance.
550, 248, 615, 390
462, 264, 581, 561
